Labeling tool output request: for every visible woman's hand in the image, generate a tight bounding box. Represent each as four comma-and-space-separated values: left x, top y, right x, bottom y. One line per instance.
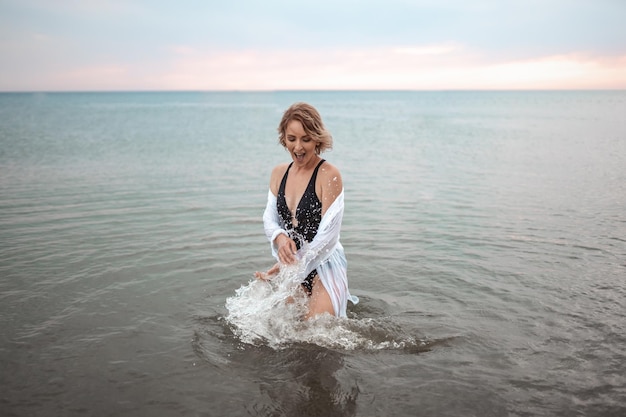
255, 263, 279, 281
275, 234, 298, 265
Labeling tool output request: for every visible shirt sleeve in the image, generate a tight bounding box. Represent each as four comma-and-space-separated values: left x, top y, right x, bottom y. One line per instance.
296, 189, 345, 279
262, 190, 288, 260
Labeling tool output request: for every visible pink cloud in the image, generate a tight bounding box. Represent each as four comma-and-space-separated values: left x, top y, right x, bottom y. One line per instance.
2, 41, 625, 91
152, 45, 626, 91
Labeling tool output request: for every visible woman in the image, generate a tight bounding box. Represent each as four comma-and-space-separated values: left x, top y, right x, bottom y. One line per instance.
255, 102, 358, 319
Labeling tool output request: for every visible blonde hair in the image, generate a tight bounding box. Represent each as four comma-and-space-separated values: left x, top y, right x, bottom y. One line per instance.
278, 102, 333, 154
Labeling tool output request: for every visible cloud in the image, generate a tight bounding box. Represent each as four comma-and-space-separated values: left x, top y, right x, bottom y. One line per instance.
392, 45, 459, 56
145, 44, 626, 91
1, 0, 625, 90
467, 55, 626, 90
1, 37, 624, 91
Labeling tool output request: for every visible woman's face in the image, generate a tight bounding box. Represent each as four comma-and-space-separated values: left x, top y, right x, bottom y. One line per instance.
284, 119, 317, 166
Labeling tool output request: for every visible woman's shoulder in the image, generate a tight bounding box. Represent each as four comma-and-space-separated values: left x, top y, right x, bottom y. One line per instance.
318, 160, 343, 201
269, 163, 290, 194
270, 162, 290, 179
319, 160, 342, 181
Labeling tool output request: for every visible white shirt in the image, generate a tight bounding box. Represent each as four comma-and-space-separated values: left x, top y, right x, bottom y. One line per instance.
262, 189, 358, 317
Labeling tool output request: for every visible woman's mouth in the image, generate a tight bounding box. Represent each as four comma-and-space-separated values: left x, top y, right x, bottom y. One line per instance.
294, 152, 305, 161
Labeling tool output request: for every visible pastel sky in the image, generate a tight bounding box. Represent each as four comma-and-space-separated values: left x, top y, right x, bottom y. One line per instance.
1, 0, 625, 91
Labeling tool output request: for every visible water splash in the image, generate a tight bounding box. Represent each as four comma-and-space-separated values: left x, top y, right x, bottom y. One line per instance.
224, 265, 439, 352
224, 263, 308, 347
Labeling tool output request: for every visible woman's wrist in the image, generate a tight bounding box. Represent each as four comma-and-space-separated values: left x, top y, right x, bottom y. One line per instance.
271, 229, 288, 246
274, 233, 289, 247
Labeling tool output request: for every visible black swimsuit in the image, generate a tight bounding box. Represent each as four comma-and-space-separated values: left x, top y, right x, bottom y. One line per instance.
277, 159, 325, 293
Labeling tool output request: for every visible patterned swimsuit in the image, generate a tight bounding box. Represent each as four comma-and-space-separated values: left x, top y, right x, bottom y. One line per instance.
277, 159, 325, 293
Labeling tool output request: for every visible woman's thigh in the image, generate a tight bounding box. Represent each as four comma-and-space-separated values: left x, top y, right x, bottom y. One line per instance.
306, 276, 334, 319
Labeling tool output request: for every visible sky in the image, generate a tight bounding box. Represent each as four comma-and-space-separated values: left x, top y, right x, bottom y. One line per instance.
1, 0, 625, 91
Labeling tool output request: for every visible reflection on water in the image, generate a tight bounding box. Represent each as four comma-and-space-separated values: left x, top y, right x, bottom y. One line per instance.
249, 346, 358, 417
192, 317, 360, 417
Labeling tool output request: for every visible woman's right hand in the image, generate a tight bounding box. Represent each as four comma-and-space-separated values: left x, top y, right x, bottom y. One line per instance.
275, 234, 298, 265
255, 262, 280, 281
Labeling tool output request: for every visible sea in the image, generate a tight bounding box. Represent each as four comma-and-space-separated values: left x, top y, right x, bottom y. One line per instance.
0, 90, 625, 417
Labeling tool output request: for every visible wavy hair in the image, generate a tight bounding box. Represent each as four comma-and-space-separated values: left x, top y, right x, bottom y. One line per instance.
277, 102, 333, 154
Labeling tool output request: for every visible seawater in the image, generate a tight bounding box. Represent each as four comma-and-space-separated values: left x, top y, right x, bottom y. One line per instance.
0, 91, 625, 416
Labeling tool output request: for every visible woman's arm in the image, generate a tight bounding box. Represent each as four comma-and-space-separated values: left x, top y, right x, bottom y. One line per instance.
297, 168, 345, 278
263, 163, 298, 265
262, 190, 298, 264
318, 163, 343, 216
254, 262, 279, 281
292, 163, 344, 278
